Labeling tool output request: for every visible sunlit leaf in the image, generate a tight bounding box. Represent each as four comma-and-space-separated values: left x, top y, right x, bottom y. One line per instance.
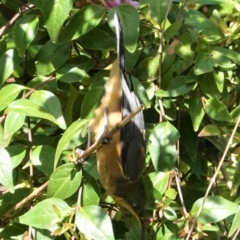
0, 148, 14, 193
76, 205, 114, 240
47, 163, 82, 199
191, 196, 238, 223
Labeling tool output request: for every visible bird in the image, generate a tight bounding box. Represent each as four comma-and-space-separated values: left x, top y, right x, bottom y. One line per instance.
90, 11, 146, 234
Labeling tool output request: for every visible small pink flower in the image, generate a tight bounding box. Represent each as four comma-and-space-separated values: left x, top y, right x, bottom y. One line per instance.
103, 0, 139, 9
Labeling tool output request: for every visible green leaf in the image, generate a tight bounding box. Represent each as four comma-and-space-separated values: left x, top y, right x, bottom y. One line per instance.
7, 101, 57, 128
40, 0, 73, 42
189, 89, 205, 131
6, 144, 26, 169
175, 33, 194, 59
213, 69, 224, 93
131, 76, 150, 108
0, 148, 14, 193
185, 8, 224, 43
148, 122, 179, 171
30, 90, 66, 129
165, 188, 177, 200
4, 112, 25, 138
213, 46, 240, 65
228, 206, 240, 237
230, 105, 240, 123
191, 196, 238, 223
19, 198, 70, 229
109, 5, 139, 53
47, 163, 82, 199
156, 84, 194, 97
59, 5, 106, 42
54, 119, 89, 168
0, 84, 28, 111
164, 207, 177, 221
148, 0, 170, 26
231, 160, 240, 195
76, 205, 114, 240
13, 15, 39, 56
145, 172, 170, 200
81, 87, 104, 119
82, 173, 100, 206
198, 124, 220, 137
36, 41, 70, 76
79, 27, 115, 51
56, 64, 89, 83
0, 124, 11, 148
0, 49, 22, 85
31, 145, 55, 176
134, 54, 159, 81
205, 99, 231, 122
194, 53, 214, 75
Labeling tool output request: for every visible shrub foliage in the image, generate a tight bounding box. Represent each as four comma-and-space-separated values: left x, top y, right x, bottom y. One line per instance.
0, 0, 240, 239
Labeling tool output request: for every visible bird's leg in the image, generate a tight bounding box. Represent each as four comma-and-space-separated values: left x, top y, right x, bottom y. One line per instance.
98, 108, 111, 144
75, 125, 92, 164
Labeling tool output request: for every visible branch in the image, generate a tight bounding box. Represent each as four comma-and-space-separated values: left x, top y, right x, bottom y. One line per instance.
2, 181, 49, 222
185, 113, 240, 239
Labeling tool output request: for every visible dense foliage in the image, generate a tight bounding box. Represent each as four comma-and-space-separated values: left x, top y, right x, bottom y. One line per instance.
0, 0, 240, 239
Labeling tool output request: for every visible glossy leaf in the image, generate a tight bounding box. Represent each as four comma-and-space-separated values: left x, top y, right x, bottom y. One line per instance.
82, 173, 100, 206
36, 41, 70, 76
134, 54, 159, 81
6, 144, 26, 169
13, 15, 39, 56
79, 27, 115, 50
19, 198, 70, 229
149, 122, 180, 171
131, 76, 150, 108
194, 53, 214, 75
47, 163, 82, 199
81, 86, 104, 119
205, 99, 231, 122
31, 145, 55, 176
191, 196, 238, 223
228, 206, 240, 237
40, 0, 72, 42
59, 5, 106, 42
0, 124, 11, 148
0, 84, 28, 111
4, 112, 25, 138
56, 64, 89, 83
148, 0, 170, 26
0, 49, 22, 85
30, 90, 66, 129
7, 94, 66, 129
0, 148, 14, 193
189, 89, 205, 131
198, 124, 220, 137
76, 205, 115, 240
54, 119, 89, 168
185, 8, 224, 43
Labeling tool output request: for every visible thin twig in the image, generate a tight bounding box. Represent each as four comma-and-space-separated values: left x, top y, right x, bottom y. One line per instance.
174, 168, 188, 219
185, 114, 240, 240
72, 184, 83, 240
2, 181, 49, 221
0, 3, 34, 37
232, 224, 240, 240
157, 0, 172, 122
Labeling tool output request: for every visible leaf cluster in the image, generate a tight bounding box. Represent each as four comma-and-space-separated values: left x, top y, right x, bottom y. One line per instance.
0, 0, 240, 239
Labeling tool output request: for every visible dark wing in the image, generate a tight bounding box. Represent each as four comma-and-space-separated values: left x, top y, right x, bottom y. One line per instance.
114, 12, 145, 182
